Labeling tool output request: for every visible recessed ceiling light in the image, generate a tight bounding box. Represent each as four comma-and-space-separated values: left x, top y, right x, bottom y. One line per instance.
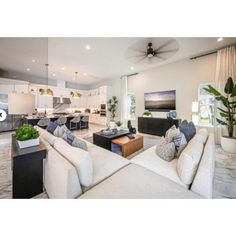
85, 45, 91, 50
83, 73, 87, 76
61, 67, 65, 70
32, 59, 36, 63
217, 37, 223, 42
52, 73, 56, 77
130, 66, 134, 70
26, 68, 30, 71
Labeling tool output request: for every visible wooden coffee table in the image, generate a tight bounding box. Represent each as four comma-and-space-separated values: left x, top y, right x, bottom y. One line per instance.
112, 135, 143, 158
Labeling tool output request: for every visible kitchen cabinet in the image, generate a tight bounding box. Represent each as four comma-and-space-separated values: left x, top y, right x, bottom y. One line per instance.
37, 94, 53, 108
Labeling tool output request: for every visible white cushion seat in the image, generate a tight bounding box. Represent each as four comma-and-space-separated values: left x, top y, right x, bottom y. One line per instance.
132, 145, 187, 187
82, 144, 130, 192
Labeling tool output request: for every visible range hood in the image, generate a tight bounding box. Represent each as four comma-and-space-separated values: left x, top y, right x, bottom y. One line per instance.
53, 97, 71, 106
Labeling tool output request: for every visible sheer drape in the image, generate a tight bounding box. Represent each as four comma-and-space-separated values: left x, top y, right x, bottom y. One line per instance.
214, 45, 236, 143
120, 76, 128, 128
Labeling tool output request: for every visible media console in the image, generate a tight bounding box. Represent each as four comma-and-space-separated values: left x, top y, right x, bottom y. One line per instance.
138, 117, 181, 136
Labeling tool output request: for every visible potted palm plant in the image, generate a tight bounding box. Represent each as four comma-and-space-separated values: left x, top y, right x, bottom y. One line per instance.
204, 77, 236, 153
16, 124, 40, 149
108, 96, 118, 128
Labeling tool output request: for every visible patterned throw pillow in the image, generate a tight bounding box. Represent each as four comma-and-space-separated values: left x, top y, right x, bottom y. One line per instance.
57, 125, 70, 138
72, 137, 88, 151
155, 137, 176, 162
46, 121, 59, 134
62, 132, 75, 145
173, 132, 187, 157
165, 125, 180, 143
179, 120, 196, 142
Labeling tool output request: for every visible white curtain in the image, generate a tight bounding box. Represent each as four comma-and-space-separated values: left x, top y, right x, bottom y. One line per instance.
120, 75, 128, 128
214, 45, 236, 143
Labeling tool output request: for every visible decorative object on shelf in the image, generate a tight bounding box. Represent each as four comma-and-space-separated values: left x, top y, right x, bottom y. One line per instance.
15, 124, 39, 148
204, 77, 236, 153
167, 110, 177, 119
191, 101, 199, 125
115, 121, 122, 131
101, 128, 118, 136
127, 120, 136, 134
142, 110, 152, 117
108, 96, 118, 121
71, 72, 82, 98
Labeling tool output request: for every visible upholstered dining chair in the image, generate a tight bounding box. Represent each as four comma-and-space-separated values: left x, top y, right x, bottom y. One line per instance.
37, 117, 50, 129
56, 116, 67, 126
70, 116, 81, 130
80, 116, 89, 129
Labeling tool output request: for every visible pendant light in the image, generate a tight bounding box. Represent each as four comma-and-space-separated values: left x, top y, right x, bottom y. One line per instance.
39, 38, 53, 96
70, 72, 82, 98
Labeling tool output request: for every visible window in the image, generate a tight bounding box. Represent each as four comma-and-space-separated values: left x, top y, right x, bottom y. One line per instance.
198, 83, 215, 126
127, 93, 136, 120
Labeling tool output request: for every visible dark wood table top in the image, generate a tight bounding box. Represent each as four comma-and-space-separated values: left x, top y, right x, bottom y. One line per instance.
94, 129, 130, 139
11, 134, 46, 159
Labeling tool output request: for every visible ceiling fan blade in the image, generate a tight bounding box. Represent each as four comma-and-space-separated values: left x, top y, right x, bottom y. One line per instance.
154, 54, 166, 60
135, 55, 147, 64
155, 39, 174, 51
127, 54, 146, 59
155, 49, 178, 54
129, 47, 146, 54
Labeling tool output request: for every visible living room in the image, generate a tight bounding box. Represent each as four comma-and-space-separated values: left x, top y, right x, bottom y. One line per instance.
0, 1, 236, 235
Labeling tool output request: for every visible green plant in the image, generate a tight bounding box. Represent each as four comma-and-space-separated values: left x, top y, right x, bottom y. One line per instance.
16, 124, 39, 141
142, 110, 152, 117
108, 96, 118, 121
115, 121, 122, 127
204, 77, 236, 137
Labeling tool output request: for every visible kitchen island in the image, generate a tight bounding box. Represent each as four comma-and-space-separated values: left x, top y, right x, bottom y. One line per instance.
24, 114, 89, 130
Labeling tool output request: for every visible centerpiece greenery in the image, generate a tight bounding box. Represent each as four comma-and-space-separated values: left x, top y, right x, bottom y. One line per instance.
16, 124, 39, 141
142, 110, 152, 117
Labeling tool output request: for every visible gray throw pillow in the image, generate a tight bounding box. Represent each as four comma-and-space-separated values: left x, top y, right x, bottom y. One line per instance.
62, 132, 75, 145
57, 125, 70, 138
173, 132, 187, 157
179, 120, 196, 142
155, 137, 176, 162
72, 137, 88, 151
165, 125, 180, 143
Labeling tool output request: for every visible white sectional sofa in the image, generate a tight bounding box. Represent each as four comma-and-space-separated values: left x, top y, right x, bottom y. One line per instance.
36, 126, 215, 199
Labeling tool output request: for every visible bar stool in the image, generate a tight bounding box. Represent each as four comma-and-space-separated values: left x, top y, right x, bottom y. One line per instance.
56, 116, 67, 126
37, 117, 50, 129
80, 116, 89, 129
70, 116, 81, 130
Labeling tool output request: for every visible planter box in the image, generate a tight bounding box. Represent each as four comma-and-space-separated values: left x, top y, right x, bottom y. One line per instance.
17, 138, 40, 149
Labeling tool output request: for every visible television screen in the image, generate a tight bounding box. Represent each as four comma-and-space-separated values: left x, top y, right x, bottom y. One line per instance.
144, 90, 176, 111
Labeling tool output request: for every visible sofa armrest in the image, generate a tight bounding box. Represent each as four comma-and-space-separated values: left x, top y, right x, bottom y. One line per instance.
44, 148, 82, 199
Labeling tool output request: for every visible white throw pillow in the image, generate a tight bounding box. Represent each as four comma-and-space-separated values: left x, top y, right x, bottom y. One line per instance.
165, 125, 180, 143
155, 137, 176, 162
54, 138, 93, 187
177, 136, 204, 185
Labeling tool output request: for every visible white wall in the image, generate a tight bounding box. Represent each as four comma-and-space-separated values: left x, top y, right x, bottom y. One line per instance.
127, 53, 217, 126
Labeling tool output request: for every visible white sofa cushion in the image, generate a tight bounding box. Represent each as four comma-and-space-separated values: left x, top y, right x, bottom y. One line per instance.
79, 164, 200, 199
177, 135, 204, 185
82, 143, 129, 191
35, 126, 59, 146
132, 145, 186, 187
54, 138, 93, 187
44, 148, 82, 198
191, 134, 215, 198
195, 128, 208, 144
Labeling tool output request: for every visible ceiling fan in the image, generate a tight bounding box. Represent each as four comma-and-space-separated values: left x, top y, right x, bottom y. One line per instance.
125, 38, 179, 64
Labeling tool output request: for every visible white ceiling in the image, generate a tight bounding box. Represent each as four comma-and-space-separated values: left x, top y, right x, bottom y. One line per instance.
0, 37, 235, 85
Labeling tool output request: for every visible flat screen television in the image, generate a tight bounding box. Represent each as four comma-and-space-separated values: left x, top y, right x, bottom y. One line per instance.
144, 90, 176, 112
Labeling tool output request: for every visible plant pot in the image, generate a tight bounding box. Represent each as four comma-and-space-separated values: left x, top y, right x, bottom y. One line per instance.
17, 138, 40, 149
117, 126, 121, 131
221, 136, 236, 154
